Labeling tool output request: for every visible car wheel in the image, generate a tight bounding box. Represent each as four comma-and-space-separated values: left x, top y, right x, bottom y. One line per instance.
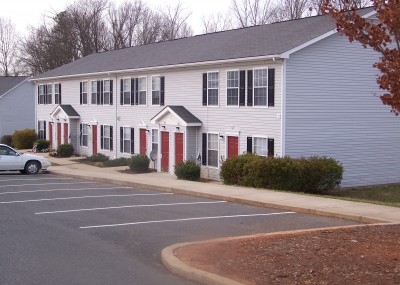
25, 161, 40, 174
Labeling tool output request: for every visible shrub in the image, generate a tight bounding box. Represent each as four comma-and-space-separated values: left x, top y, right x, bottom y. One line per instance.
12, 129, 37, 149
220, 154, 343, 194
104, 157, 131, 167
1, 135, 13, 146
57, 144, 74, 157
89, 153, 109, 163
34, 139, 50, 152
129, 154, 150, 173
174, 160, 200, 181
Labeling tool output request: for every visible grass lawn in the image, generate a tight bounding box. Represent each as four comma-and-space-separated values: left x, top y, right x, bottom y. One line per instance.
326, 184, 400, 207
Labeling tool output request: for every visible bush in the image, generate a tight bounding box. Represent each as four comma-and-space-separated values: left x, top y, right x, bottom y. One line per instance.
220, 154, 343, 194
12, 129, 37, 149
88, 153, 109, 163
57, 144, 74, 157
129, 154, 150, 173
174, 160, 200, 181
1, 135, 13, 146
104, 157, 131, 167
34, 139, 50, 152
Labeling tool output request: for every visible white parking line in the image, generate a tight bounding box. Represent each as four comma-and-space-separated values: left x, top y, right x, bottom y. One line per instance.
0, 193, 173, 204
0, 182, 96, 188
35, 201, 227, 215
0, 187, 133, 195
0, 177, 74, 182
80, 212, 297, 229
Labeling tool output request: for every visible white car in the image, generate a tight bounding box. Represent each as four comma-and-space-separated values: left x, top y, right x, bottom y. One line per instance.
0, 144, 51, 174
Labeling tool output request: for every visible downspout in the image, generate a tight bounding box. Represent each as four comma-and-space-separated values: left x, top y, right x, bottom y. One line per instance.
281, 59, 287, 157
114, 74, 118, 159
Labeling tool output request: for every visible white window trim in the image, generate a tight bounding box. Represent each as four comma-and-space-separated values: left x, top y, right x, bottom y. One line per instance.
103, 78, 112, 105
38, 84, 45, 105
207, 71, 219, 107
151, 128, 159, 154
54, 82, 61, 105
138, 76, 148, 106
122, 126, 131, 153
151, 75, 161, 106
103, 124, 112, 151
252, 67, 269, 108
91, 80, 97, 105
207, 132, 220, 168
81, 123, 89, 148
253, 135, 268, 157
122, 77, 131, 106
81, 81, 88, 105
226, 69, 240, 107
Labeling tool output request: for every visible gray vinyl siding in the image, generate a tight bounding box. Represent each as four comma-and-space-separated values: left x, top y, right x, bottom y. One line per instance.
0, 81, 34, 139
285, 33, 400, 187
186, 127, 198, 162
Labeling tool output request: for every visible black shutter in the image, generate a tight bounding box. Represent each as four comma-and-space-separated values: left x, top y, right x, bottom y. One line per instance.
100, 80, 104, 105
44, 84, 48, 104
97, 80, 101, 105
268, 69, 275, 107
80, 124, 83, 146
37, 86, 40, 104
37, 120, 40, 137
247, 70, 253, 106
247, 137, 253, 153
110, 80, 113, 105
239, 70, 245, 106
80, 82, 83, 105
130, 78, 135, 105
110, 126, 113, 151
130, 128, 135, 154
44, 121, 47, 139
59, 84, 62, 104
100, 125, 104, 149
120, 127, 123, 152
160, 76, 165, 106
134, 78, 139, 105
268, 138, 274, 157
202, 73, 207, 106
120, 79, 124, 105
202, 133, 207, 165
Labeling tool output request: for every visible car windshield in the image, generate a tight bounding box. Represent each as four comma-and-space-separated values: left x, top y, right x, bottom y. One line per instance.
0, 146, 17, 156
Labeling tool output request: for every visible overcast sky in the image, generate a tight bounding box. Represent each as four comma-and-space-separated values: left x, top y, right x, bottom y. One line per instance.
0, 0, 232, 36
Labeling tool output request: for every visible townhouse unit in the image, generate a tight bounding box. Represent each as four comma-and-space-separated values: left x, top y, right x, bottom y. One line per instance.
33, 8, 400, 187
0, 76, 35, 139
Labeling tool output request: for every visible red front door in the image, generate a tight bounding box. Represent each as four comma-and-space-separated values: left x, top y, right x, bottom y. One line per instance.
175, 132, 184, 165
161, 131, 169, 172
227, 136, 239, 158
63, 123, 68, 144
57, 123, 62, 146
140, 128, 147, 155
49, 124, 53, 148
92, 125, 98, 155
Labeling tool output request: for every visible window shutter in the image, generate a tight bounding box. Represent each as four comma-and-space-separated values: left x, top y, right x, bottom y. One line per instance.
202, 133, 207, 165
160, 76, 165, 106
110, 80, 113, 105
37, 120, 40, 136
59, 84, 62, 104
247, 137, 253, 153
247, 70, 253, 106
100, 80, 104, 105
120, 127, 123, 152
130, 128, 135, 154
202, 73, 207, 106
80, 124, 83, 146
135, 78, 139, 105
239, 70, 246, 106
97, 80, 101, 105
100, 125, 104, 149
110, 126, 113, 151
44, 121, 47, 139
80, 82, 83, 105
268, 138, 274, 157
44, 85, 48, 104
37, 86, 40, 104
268, 69, 275, 107
130, 78, 135, 105
120, 79, 124, 105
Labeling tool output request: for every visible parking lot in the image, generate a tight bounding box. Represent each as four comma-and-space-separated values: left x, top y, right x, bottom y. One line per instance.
0, 174, 358, 285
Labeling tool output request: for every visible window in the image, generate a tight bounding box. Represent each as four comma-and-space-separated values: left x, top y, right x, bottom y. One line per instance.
254, 137, 267, 156
38, 121, 46, 139
207, 133, 218, 167
103, 80, 111, 105
91, 81, 97, 104
207, 72, 219, 106
227, 71, 239, 106
123, 79, 131, 105
254, 69, 268, 106
46, 84, 52, 104
151, 129, 158, 153
81, 124, 88, 147
38, 85, 45, 104
54, 83, 61, 105
122, 127, 131, 153
152, 76, 160, 105
80, 81, 88, 105
138, 77, 147, 105
101, 125, 113, 151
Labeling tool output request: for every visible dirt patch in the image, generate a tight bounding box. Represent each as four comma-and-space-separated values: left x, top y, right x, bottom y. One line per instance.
175, 224, 400, 285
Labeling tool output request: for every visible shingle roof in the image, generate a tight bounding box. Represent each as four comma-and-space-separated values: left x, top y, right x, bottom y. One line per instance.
34, 7, 374, 80
55, 105, 80, 117
0, 76, 28, 96
151, 105, 202, 126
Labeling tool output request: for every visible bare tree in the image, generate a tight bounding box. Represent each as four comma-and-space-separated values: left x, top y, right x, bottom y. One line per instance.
135, 9, 164, 45
310, 0, 371, 15
0, 18, 20, 76
271, 0, 311, 22
231, 0, 275, 28
159, 1, 193, 41
201, 12, 233, 33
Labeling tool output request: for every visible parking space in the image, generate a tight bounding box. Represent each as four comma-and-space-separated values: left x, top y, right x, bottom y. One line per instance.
0, 174, 359, 285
